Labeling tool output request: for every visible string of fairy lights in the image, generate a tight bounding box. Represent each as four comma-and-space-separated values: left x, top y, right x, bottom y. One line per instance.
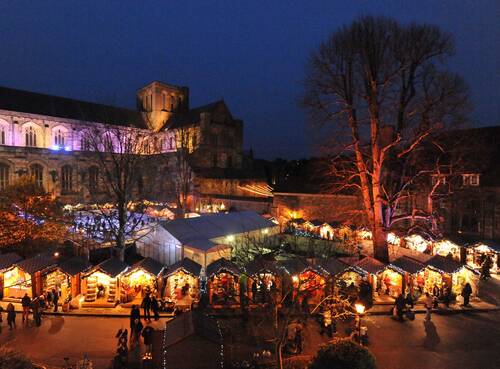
162, 313, 224, 369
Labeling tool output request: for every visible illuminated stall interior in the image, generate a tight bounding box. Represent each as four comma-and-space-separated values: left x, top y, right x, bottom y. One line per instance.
423, 255, 477, 297
319, 223, 336, 240
280, 259, 328, 305
466, 242, 499, 273
387, 232, 402, 246
121, 257, 164, 303
404, 234, 432, 253
43, 256, 91, 303
245, 259, 282, 303
386, 256, 426, 298
163, 257, 201, 307
82, 258, 128, 305
0, 252, 22, 299
378, 268, 403, 297
207, 258, 241, 306
432, 239, 463, 262
3, 254, 57, 299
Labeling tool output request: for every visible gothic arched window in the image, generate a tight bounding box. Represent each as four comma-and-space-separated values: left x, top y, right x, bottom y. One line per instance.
30, 164, 43, 188
25, 126, 37, 147
88, 166, 99, 191
54, 129, 65, 147
0, 163, 9, 190
61, 165, 73, 192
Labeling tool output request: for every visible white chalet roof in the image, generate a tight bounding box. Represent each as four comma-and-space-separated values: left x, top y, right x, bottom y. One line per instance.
160, 211, 275, 251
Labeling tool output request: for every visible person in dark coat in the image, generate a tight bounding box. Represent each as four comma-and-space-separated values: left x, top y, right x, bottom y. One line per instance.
130, 305, 140, 329
141, 294, 152, 321
21, 293, 31, 323
462, 283, 473, 306
151, 296, 160, 321
6, 303, 16, 330
131, 318, 143, 347
141, 325, 154, 349
52, 288, 59, 312
32, 297, 42, 327
394, 294, 406, 321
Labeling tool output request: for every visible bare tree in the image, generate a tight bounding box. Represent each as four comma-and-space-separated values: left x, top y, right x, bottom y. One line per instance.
79, 124, 163, 258
171, 125, 194, 216
302, 16, 469, 262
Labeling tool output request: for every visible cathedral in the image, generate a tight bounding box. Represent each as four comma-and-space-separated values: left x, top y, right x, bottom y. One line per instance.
0, 81, 271, 211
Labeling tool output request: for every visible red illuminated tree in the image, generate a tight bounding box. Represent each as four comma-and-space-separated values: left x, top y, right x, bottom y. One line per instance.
302, 16, 469, 261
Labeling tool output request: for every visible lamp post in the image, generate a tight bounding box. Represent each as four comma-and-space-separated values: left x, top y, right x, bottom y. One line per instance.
355, 302, 365, 344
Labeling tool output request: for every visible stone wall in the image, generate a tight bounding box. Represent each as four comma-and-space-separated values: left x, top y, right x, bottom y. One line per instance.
271, 192, 365, 225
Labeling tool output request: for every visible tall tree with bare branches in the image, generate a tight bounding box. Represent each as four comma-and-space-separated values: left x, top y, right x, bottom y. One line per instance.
302, 16, 469, 262
79, 124, 163, 258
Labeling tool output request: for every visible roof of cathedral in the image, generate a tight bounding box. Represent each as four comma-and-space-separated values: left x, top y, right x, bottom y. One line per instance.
165, 100, 223, 130
0, 85, 147, 128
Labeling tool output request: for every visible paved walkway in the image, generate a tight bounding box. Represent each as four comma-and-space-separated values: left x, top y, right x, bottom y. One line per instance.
0, 300, 175, 318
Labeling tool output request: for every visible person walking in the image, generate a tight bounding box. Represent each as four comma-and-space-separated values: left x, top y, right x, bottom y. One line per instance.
130, 318, 143, 348
142, 325, 154, 351
130, 305, 140, 330
151, 296, 160, 321
6, 302, 16, 330
395, 294, 406, 321
141, 294, 152, 322
52, 288, 59, 312
32, 297, 41, 327
21, 293, 31, 323
424, 292, 433, 321
462, 283, 473, 307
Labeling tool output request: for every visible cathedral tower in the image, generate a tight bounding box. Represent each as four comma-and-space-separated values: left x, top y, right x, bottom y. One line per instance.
136, 81, 189, 131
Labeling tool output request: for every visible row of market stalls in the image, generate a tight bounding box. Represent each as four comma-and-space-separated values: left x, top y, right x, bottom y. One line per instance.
0, 250, 480, 309
387, 232, 500, 274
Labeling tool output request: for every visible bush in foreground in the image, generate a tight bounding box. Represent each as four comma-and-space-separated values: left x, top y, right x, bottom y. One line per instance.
309, 338, 376, 369
0, 347, 34, 369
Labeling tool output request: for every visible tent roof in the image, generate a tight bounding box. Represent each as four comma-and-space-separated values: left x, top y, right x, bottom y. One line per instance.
164, 257, 202, 278
320, 258, 349, 276
92, 258, 129, 278
354, 256, 386, 275
128, 257, 165, 277
206, 258, 241, 277
0, 252, 22, 271
389, 256, 425, 275
16, 253, 57, 275
57, 257, 92, 276
161, 211, 275, 252
425, 255, 466, 274
245, 258, 281, 277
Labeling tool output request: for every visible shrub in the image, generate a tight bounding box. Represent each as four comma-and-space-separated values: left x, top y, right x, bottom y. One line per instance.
309, 338, 376, 369
0, 347, 34, 369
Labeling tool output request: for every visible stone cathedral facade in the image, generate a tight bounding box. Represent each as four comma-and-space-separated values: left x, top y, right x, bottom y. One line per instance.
0, 81, 270, 210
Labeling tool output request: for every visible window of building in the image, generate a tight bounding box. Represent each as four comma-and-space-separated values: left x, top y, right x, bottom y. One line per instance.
162, 93, 167, 110
80, 136, 91, 151
54, 129, 65, 147
169, 137, 175, 150
170, 96, 174, 111
0, 127, 5, 145
227, 155, 233, 168
462, 174, 480, 187
213, 153, 218, 167
88, 166, 99, 191
0, 164, 9, 190
61, 165, 73, 192
30, 164, 43, 188
25, 126, 37, 147
431, 175, 447, 186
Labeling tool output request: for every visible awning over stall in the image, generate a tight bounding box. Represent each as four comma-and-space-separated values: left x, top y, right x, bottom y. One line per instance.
425, 255, 474, 274
88, 258, 129, 278
354, 256, 386, 275
206, 258, 241, 277
16, 253, 58, 276
128, 257, 165, 277
57, 257, 92, 276
164, 257, 202, 278
389, 256, 425, 275
0, 252, 22, 271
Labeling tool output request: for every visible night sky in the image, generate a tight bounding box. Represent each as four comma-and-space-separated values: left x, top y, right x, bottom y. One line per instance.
0, 1, 498, 159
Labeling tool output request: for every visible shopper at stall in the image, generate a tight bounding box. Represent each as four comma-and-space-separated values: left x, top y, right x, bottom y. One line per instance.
21, 293, 31, 323
52, 288, 59, 312
141, 293, 152, 321
6, 303, 16, 330
394, 294, 406, 321
443, 286, 451, 308
130, 305, 140, 329
462, 283, 473, 307
480, 256, 492, 280
151, 296, 160, 321
32, 297, 42, 327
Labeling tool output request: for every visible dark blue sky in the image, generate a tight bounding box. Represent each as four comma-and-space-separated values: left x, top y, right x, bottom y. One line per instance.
0, 1, 498, 159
